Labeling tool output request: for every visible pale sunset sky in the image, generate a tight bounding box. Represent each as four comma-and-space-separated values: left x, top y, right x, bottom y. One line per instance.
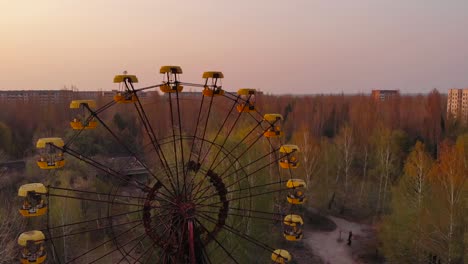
1, 0, 468, 94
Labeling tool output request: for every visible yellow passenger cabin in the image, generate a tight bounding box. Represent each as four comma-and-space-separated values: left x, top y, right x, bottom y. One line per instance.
287, 190, 306, 205
203, 86, 225, 97
286, 179, 306, 205
264, 114, 284, 138
36, 138, 65, 169
271, 249, 291, 264
160, 66, 184, 93
18, 231, 47, 264
160, 84, 184, 93
202, 71, 224, 97
69, 100, 98, 130
286, 179, 306, 188
113, 74, 138, 84
283, 214, 304, 241
113, 74, 139, 103
18, 183, 48, 217
114, 92, 138, 103
236, 88, 256, 112
279, 145, 300, 169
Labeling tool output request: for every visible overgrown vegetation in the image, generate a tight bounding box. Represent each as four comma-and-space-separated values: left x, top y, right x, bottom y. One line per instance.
0, 90, 466, 263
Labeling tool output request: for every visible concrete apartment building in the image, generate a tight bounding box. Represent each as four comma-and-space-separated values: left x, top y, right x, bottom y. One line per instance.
0, 90, 153, 104
371, 90, 400, 101
447, 88, 468, 123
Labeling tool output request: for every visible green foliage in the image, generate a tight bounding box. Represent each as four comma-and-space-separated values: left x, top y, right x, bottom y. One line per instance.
379, 142, 433, 263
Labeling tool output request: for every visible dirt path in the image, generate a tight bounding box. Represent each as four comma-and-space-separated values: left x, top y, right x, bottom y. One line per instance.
304, 215, 376, 264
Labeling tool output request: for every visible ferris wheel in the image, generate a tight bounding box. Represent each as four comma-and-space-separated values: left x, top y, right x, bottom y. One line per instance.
16, 66, 307, 264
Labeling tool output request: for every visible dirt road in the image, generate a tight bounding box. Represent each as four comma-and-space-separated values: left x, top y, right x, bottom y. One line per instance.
304, 215, 376, 264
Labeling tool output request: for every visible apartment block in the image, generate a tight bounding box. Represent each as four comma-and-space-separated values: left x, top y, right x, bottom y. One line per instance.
0, 90, 154, 104
371, 90, 400, 101
447, 89, 468, 123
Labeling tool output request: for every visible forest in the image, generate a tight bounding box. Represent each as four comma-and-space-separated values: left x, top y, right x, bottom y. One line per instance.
0, 89, 466, 263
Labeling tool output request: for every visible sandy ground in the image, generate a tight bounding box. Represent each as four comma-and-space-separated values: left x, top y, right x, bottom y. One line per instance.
304, 216, 375, 264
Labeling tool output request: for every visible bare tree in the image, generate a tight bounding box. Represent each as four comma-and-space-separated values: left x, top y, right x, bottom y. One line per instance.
335, 124, 355, 211
0, 194, 26, 263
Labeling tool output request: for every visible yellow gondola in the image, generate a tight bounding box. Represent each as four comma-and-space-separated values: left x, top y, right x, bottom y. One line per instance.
286, 179, 306, 205
279, 145, 300, 169
236, 88, 256, 112
114, 92, 138, 103
18, 183, 48, 217
271, 249, 291, 264
113, 74, 138, 103
36, 138, 65, 169
283, 214, 304, 241
69, 100, 98, 130
287, 190, 306, 205
18, 231, 47, 264
160, 66, 183, 74
202, 71, 224, 97
264, 114, 284, 138
160, 65, 184, 93
286, 179, 306, 188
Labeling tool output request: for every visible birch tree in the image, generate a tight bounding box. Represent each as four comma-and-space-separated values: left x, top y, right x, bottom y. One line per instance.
334, 124, 355, 211
429, 141, 467, 264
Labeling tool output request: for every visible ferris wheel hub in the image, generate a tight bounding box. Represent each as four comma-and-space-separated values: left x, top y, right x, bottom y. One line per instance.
177, 201, 196, 219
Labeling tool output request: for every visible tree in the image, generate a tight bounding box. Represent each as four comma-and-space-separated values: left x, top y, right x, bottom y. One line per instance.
0, 192, 26, 263
291, 125, 321, 187
334, 124, 355, 212
0, 122, 13, 157
381, 142, 433, 263
427, 141, 467, 264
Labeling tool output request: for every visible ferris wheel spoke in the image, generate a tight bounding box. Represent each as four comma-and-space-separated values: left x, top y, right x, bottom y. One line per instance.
58, 222, 143, 264
195, 91, 216, 166
198, 209, 275, 222
196, 213, 275, 260
115, 232, 152, 264
193, 217, 240, 264
133, 83, 166, 93
64, 99, 116, 147
221, 92, 243, 103
135, 211, 182, 263
201, 204, 284, 218
190, 121, 263, 199
193, 146, 285, 202
212, 120, 281, 175
57, 145, 151, 191
189, 94, 248, 200
132, 241, 157, 264
48, 186, 146, 201
48, 218, 143, 242
192, 147, 277, 201
168, 93, 181, 195
195, 179, 285, 205
199, 187, 289, 210
46, 208, 144, 231
87, 231, 148, 264
128, 83, 179, 196
175, 89, 187, 197
197, 95, 241, 172
85, 105, 173, 192
94, 99, 118, 115
186, 94, 217, 197
63, 210, 170, 263
201, 240, 214, 264
210, 118, 264, 172
225, 152, 288, 187
185, 93, 205, 175
48, 192, 145, 207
